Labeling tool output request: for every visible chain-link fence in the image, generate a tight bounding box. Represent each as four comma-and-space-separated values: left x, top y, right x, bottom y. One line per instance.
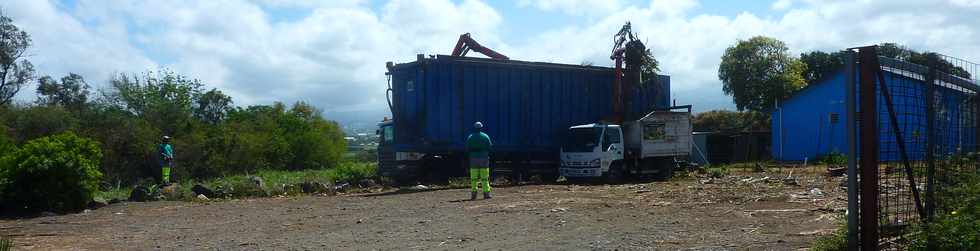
850, 45, 979, 250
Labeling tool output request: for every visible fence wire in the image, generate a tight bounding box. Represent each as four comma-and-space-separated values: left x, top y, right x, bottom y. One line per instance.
853, 46, 979, 249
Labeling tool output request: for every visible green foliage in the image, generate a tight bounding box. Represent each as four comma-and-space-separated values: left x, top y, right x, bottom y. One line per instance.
878, 43, 972, 79
810, 224, 848, 251
0, 12, 35, 106
0, 132, 102, 213
820, 152, 848, 166
0, 236, 11, 251
908, 172, 980, 250
9, 105, 79, 142
329, 162, 377, 184
193, 88, 232, 125
36, 73, 90, 110
800, 51, 847, 84
692, 110, 770, 133
705, 165, 730, 178
106, 70, 203, 135
718, 36, 807, 112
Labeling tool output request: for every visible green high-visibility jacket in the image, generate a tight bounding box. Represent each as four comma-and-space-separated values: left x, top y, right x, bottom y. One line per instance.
465, 132, 492, 158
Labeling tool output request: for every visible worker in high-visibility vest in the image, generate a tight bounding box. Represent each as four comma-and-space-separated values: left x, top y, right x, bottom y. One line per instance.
466, 121, 493, 200
159, 136, 175, 185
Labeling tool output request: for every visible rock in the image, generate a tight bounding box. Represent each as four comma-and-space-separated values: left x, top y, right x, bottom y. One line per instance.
550, 207, 568, 212
89, 197, 109, 209
358, 179, 377, 188
301, 181, 333, 194
160, 183, 181, 199
196, 194, 209, 201
248, 176, 265, 188
192, 184, 216, 198
40, 211, 58, 217
334, 182, 351, 192
107, 198, 122, 204
129, 186, 152, 202
809, 188, 824, 197
827, 167, 847, 177
412, 184, 428, 190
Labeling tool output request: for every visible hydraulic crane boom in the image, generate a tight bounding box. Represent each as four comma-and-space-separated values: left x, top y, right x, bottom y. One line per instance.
451, 33, 509, 60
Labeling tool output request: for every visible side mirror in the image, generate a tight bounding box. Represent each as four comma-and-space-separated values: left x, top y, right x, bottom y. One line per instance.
607, 144, 617, 152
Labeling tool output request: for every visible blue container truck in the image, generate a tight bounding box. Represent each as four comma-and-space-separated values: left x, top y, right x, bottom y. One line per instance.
378, 54, 670, 182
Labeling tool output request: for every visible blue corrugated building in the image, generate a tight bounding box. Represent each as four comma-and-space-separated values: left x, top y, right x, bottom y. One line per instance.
772, 57, 978, 161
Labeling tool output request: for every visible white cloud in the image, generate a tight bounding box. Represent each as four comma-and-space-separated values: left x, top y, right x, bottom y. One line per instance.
7, 0, 980, 123
511, 0, 980, 113
5, 0, 157, 102
517, 0, 621, 16
772, 0, 793, 10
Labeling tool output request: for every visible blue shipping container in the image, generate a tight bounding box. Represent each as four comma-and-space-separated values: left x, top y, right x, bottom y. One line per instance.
380, 55, 670, 179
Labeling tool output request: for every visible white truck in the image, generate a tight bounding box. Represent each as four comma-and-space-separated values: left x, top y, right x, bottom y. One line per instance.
559, 106, 693, 182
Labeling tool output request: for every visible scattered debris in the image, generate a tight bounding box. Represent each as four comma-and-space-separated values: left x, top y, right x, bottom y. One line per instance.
809, 188, 824, 197
129, 186, 153, 202
196, 194, 210, 201
411, 184, 428, 190
89, 197, 108, 209
358, 179, 377, 188
550, 207, 568, 213
334, 182, 351, 192
827, 167, 847, 177
192, 184, 216, 198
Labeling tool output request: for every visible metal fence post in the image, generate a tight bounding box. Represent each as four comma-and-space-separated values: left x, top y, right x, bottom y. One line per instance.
845, 50, 859, 251
858, 46, 880, 251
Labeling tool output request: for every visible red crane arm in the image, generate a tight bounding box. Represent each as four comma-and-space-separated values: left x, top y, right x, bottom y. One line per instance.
451, 33, 509, 60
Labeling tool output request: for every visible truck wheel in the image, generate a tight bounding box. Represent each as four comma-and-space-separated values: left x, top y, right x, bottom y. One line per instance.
605, 163, 625, 184
653, 160, 674, 181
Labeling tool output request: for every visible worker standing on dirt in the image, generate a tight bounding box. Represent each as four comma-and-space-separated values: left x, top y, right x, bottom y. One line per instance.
159, 136, 175, 185
466, 121, 493, 200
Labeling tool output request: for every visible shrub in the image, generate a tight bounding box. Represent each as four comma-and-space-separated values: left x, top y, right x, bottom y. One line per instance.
821, 152, 848, 166
0, 132, 103, 213
810, 224, 847, 251
907, 173, 980, 250
329, 162, 377, 184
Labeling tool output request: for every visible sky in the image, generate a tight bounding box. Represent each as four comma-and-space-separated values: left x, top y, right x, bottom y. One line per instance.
6, 0, 980, 127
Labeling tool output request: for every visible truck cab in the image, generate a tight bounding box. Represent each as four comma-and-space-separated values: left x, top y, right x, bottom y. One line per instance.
560, 106, 693, 181
559, 124, 624, 178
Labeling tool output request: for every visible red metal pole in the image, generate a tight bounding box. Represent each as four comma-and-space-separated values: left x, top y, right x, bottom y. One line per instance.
613, 57, 623, 124
858, 46, 880, 251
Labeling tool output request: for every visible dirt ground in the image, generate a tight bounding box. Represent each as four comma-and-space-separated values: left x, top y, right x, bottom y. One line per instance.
1, 166, 847, 250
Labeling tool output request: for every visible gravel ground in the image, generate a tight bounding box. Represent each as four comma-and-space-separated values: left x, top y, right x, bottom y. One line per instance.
1, 168, 846, 250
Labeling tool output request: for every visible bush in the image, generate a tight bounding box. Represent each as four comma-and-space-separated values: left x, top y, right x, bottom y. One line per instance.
810, 224, 847, 251
821, 152, 847, 166
907, 172, 980, 250
0, 132, 103, 213
329, 162, 377, 184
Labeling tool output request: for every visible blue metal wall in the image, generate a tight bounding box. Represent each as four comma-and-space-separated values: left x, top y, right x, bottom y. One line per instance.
388, 55, 670, 155
773, 66, 977, 161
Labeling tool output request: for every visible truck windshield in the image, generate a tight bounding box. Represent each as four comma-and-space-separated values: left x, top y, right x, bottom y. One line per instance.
563, 127, 602, 152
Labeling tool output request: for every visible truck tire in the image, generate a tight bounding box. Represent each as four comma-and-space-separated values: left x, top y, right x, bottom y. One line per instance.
605, 163, 625, 184
653, 159, 674, 181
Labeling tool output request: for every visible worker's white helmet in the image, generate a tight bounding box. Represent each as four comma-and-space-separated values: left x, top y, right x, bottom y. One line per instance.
162, 135, 171, 140
474, 121, 483, 129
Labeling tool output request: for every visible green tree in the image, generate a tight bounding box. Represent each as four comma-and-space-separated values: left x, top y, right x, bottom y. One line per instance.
878, 43, 971, 79
106, 70, 203, 135
692, 110, 770, 133
718, 36, 807, 112
36, 73, 90, 110
194, 88, 233, 125
0, 11, 34, 105
799, 51, 846, 84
